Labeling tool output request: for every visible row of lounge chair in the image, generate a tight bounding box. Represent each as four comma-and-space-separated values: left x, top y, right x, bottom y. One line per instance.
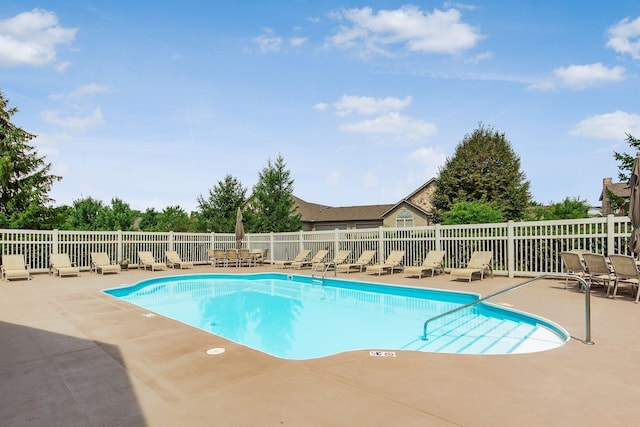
207, 248, 268, 267
561, 251, 640, 303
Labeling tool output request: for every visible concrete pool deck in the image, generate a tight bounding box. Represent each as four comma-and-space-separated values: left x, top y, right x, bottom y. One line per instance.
1, 265, 638, 426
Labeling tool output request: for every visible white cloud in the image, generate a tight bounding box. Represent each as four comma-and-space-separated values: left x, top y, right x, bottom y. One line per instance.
531, 63, 626, 90
289, 37, 307, 47
339, 112, 437, 140
607, 16, 640, 59
313, 102, 329, 111
0, 9, 77, 67
50, 83, 109, 101
335, 95, 412, 116
407, 146, 447, 175
570, 111, 640, 140
41, 107, 104, 132
326, 5, 483, 56
326, 169, 340, 187
253, 34, 282, 53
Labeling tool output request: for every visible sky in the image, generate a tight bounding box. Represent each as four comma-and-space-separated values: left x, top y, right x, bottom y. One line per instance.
1, 1, 640, 213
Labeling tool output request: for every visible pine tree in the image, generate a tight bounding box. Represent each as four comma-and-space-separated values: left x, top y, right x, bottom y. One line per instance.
0, 90, 61, 229
432, 124, 531, 222
195, 174, 246, 232
251, 155, 301, 232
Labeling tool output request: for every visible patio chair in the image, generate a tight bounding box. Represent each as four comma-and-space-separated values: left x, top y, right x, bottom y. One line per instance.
316, 250, 351, 271
1, 254, 31, 281
403, 250, 445, 278
90, 252, 121, 275
560, 251, 589, 289
238, 249, 253, 267
291, 249, 328, 269
225, 248, 239, 267
608, 254, 640, 303
336, 250, 377, 274
138, 251, 166, 271
50, 253, 80, 277
366, 250, 405, 276
449, 251, 493, 282
165, 250, 194, 269
582, 253, 614, 293
252, 248, 269, 265
208, 249, 226, 267
273, 249, 311, 269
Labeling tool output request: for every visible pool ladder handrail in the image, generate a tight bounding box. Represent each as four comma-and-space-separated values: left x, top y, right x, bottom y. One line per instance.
420, 274, 594, 345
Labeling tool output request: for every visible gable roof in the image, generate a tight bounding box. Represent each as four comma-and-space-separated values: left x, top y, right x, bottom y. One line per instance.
292, 195, 394, 223
380, 178, 436, 217
600, 181, 629, 200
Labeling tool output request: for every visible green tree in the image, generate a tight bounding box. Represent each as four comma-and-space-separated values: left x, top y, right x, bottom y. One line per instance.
432, 124, 531, 222
442, 200, 505, 225
95, 198, 138, 231
0, 90, 62, 229
138, 208, 159, 231
250, 155, 301, 232
154, 205, 193, 232
195, 174, 246, 232
66, 197, 105, 230
527, 197, 592, 220
612, 133, 640, 182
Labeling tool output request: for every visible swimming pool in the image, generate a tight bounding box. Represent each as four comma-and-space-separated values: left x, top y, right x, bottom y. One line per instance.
104, 273, 569, 359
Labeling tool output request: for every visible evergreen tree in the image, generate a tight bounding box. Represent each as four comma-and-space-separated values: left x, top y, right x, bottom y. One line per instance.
432, 124, 531, 222
612, 133, 640, 182
0, 90, 61, 229
251, 155, 301, 232
195, 174, 246, 232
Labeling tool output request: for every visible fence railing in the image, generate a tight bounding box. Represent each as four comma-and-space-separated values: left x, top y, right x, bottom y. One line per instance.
0, 215, 633, 276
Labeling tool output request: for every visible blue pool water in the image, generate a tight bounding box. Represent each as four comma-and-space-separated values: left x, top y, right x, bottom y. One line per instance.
104, 273, 569, 360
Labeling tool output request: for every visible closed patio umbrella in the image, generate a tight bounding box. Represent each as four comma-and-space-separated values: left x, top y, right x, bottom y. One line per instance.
235, 207, 245, 250
629, 152, 640, 254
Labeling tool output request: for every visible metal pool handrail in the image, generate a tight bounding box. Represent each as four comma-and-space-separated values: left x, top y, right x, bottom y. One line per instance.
421, 274, 594, 345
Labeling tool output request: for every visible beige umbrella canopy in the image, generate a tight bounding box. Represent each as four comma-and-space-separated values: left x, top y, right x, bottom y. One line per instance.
629, 152, 640, 254
235, 207, 245, 250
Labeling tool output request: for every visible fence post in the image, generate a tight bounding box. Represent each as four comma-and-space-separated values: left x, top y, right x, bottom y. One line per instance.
334, 229, 340, 256
378, 226, 384, 262
269, 232, 275, 263
435, 224, 442, 251
607, 214, 616, 256
169, 231, 174, 251
52, 229, 59, 254
507, 221, 515, 278
117, 230, 123, 262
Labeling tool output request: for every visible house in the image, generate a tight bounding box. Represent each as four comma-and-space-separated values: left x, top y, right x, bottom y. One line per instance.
294, 178, 438, 231
600, 177, 629, 216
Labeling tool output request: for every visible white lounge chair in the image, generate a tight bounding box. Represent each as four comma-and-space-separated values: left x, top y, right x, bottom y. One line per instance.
90, 252, 121, 275
404, 250, 445, 278
50, 253, 80, 277
366, 250, 405, 276
336, 250, 377, 274
274, 249, 311, 269
138, 251, 166, 271
292, 250, 328, 269
1, 254, 31, 281
449, 251, 493, 282
165, 250, 194, 269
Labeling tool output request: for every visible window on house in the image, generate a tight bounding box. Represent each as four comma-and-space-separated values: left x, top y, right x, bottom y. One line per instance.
396, 209, 414, 227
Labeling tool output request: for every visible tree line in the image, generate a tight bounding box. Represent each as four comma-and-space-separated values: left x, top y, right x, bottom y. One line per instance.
1, 90, 626, 231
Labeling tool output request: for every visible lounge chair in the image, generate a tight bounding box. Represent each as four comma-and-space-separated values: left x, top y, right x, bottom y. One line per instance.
138, 251, 166, 271
50, 253, 80, 277
292, 249, 328, 269
316, 250, 351, 271
252, 248, 269, 265
1, 254, 30, 281
366, 250, 405, 276
608, 254, 640, 303
274, 249, 311, 269
560, 251, 589, 289
208, 249, 226, 267
225, 249, 239, 267
449, 251, 493, 282
238, 249, 253, 267
336, 250, 376, 274
582, 253, 614, 294
404, 250, 445, 278
90, 252, 121, 275
165, 250, 194, 269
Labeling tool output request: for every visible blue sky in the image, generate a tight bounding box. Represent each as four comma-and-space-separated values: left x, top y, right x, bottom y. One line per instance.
1, 1, 639, 213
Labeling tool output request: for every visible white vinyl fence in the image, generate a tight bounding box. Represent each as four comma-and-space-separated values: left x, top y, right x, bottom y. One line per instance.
0, 215, 633, 277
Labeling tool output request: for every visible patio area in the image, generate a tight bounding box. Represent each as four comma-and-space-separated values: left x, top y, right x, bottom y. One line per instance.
1, 265, 639, 426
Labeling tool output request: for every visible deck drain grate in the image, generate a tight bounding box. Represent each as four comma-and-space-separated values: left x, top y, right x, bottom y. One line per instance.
369, 351, 396, 357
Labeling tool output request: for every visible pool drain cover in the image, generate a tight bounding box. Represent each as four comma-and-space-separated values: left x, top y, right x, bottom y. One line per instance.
206, 347, 226, 355
370, 351, 396, 357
